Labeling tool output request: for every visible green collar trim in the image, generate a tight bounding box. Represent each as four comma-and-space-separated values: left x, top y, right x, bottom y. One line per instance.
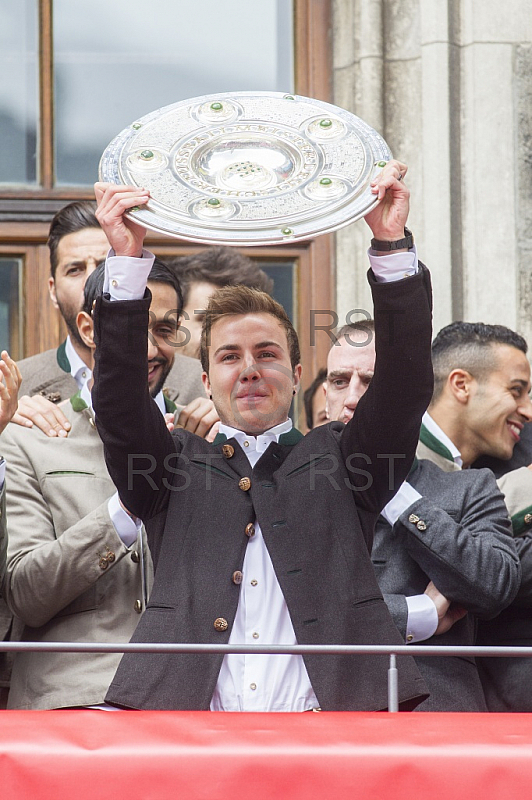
510, 504, 532, 537
56, 340, 71, 374
278, 427, 304, 446
212, 427, 304, 448
419, 423, 455, 464
164, 395, 177, 414
69, 391, 87, 412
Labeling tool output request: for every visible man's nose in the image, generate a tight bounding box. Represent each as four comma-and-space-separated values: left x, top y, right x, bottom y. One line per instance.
147, 334, 159, 361
519, 393, 532, 423
240, 356, 261, 381
344, 377, 366, 409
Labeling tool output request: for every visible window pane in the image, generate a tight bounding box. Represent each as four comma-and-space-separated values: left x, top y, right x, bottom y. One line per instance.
260, 260, 296, 324
0, 259, 23, 359
0, 0, 38, 185
54, 0, 294, 186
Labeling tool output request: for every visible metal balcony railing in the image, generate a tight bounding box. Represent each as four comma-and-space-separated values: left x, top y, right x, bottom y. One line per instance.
2, 641, 532, 712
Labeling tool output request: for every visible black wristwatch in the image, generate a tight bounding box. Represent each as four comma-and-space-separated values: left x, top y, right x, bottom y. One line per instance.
371, 227, 414, 251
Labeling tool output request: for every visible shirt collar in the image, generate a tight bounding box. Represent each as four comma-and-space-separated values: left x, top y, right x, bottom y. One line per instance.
422, 411, 463, 468
153, 390, 166, 416
219, 418, 293, 454
65, 335, 92, 391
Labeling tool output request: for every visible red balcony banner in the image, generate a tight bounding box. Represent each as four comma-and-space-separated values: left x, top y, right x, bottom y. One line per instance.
1, 710, 531, 799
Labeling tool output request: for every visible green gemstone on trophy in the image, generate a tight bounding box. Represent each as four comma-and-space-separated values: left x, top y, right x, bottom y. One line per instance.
377, 160, 387, 167
319, 119, 333, 128
207, 198, 221, 207
284, 94, 295, 100
281, 227, 293, 236
319, 177, 332, 186
140, 150, 154, 160
210, 102, 223, 111
132, 123, 142, 130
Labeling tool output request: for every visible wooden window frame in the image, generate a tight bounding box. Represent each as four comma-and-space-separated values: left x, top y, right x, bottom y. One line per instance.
0, 0, 333, 389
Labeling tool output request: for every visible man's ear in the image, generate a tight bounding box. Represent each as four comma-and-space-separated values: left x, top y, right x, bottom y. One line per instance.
447, 368, 475, 404
202, 371, 211, 399
48, 276, 59, 310
76, 311, 95, 350
292, 363, 303, 394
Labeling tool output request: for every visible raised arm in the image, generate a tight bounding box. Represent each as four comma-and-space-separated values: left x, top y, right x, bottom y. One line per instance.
91, 183, 177, 521
340, 161, 433, 514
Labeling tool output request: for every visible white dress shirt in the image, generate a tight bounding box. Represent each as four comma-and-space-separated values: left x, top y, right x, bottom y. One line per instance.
210, 420, 320, 712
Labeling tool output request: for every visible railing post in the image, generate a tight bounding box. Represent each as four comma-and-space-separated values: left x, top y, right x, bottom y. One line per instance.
388, 653, 398, 712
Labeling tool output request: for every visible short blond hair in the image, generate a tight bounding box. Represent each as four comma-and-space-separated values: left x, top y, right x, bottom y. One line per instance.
200, 285, 300, 373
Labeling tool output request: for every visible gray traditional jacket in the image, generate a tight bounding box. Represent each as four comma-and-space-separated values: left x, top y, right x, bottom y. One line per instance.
374, 436, 520, 711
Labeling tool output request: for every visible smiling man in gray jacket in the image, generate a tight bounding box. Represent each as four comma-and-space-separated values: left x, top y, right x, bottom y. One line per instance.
324, 319, 523, 710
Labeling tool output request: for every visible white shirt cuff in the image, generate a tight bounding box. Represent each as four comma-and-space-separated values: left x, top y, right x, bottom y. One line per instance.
0, 456, 5, 488
405, 594, 439, 642
368, 244, 419, 283
381, 481, 422, 526
104, 249, 155, 301
108, 491, 141, 547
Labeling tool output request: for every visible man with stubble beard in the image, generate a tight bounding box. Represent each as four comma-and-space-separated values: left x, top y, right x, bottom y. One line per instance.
0, 259, 202, 709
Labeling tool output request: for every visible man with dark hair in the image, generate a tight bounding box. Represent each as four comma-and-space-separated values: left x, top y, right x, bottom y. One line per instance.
15, 200, 205, 431
91, 160, 434, 712
170, 246, 274, 359
420, 322, 531, 467
302, 368, 328, 432
1, 258, 198, 709
425, 322, 532, 712
325, 321, 521, 710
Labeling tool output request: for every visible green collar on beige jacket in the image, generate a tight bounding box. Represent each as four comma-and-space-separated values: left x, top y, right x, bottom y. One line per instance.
416, 423, 461, 474
70, 391, 177, 415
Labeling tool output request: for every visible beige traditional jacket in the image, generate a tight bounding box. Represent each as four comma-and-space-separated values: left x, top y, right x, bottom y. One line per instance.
1, 397, 153, 709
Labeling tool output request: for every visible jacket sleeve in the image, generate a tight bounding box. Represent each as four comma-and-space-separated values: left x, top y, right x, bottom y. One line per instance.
396, 468, 520, 618
497, 466, 532, 605
340, 265, 434, 516
92, 292, 180, 522
380, 594, 408, 638
1, 426, 133, 628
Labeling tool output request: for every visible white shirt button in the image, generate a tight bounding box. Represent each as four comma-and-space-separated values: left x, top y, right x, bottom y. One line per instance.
250, 683, 257, 691
250, 579, 258, 586
111, 279, 118, 288
244, 440, 249, 447
252, 632, 259, 639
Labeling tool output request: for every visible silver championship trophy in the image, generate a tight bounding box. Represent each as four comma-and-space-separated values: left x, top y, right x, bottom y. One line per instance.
99, 92, 392, 246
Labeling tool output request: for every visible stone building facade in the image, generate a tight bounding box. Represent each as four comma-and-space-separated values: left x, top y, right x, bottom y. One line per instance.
332, 0, 532, 341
